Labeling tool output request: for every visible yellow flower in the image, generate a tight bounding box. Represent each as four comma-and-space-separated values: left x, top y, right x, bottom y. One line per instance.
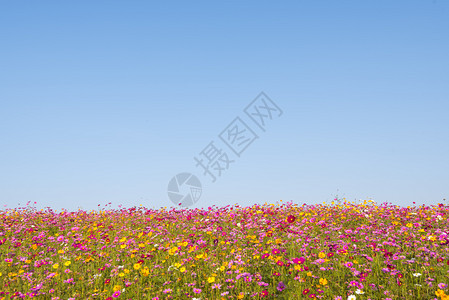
0, 272, 2, 277
207, 276, 215, 283
64, 261, 71, 266
237, 293, 244, 299
119, 272, 125, 277
436, 289, 445, 297
52, 263, 59, 269
318, 252, 326, 259
133, 263, 141, 270
113, 285, 121, 292
219, 266, 226, 272
124, 269, 130, 274
307, 272, 312, 277
120, 244, 126, 249
168, 247, 178, 255
319, 278, 328, 285
180, 267, 186, 273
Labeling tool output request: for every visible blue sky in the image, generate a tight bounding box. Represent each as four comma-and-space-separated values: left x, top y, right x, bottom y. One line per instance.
1, 1, 448, 211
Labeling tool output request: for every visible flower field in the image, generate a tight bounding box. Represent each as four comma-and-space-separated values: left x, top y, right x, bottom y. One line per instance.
1, 200, 449, 300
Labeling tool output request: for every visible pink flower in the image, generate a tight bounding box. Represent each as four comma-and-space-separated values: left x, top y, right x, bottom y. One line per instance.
112, 290, 121, 298
292, 257, 305, 264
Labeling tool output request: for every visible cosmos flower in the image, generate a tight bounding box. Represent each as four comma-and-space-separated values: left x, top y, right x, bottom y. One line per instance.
287, 215, 296, 223
277, 281, 286, 291
112, 290, 121, 298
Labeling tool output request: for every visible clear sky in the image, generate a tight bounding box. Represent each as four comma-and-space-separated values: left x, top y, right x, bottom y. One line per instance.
1, 1, 448, 211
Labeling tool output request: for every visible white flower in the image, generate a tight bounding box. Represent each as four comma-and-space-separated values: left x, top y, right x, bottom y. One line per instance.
415, 284, 422, 287
413, 273, 422, 277
348, 295, 356, 300
355, 289, 364, 294
168, 265, 178, 271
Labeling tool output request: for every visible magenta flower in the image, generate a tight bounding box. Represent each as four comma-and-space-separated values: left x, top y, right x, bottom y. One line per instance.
292, 257, 305, 264
112, 290, 121, 298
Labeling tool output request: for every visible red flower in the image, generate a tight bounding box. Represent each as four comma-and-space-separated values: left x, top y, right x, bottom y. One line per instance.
287, 215, 296, 223
397, 273, 403, 278
303, 289, 310, 295
272, 249, 280, 255
327, 252, 334, 258
260, 290, 268, 297
105, 279, 111, 284
277, 260, 284, 267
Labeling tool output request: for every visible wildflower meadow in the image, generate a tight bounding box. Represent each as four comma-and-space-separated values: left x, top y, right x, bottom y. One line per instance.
1, 200, 448, 300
